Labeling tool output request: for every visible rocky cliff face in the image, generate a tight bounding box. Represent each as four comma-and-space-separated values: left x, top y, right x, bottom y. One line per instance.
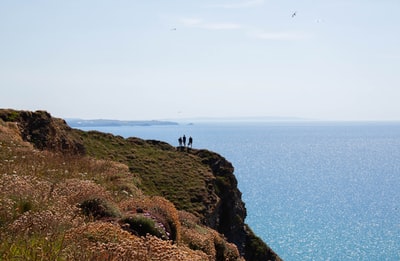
194, 150, 280, 261
0, 109, 85, 155
194, 150, 247, 250
0, 109, 281, 261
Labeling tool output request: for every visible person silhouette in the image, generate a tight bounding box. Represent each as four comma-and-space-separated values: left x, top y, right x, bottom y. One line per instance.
178, 137, 183, 147
182, 135, 186, 147
188, 136, 193, 148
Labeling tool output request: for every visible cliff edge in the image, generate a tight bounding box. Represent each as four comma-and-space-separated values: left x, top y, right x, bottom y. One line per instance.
0, 109, 281, 261
194, 150, 280, 260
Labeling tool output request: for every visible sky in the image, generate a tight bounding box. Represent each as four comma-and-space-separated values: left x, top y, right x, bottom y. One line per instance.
1, 0, 399, 121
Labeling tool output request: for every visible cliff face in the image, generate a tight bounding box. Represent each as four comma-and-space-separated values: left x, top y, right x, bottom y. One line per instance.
0, 109, 85, 155
0, 109, 281, 261
194, 150, 247, 250
194, 150, 281, 261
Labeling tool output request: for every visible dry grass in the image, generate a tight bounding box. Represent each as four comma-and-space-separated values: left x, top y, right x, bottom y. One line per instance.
64, 222, 209, 261
0, 119, 242, 260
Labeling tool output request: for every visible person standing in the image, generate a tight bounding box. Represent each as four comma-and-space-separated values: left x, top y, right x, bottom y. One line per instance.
188, 136, 193, 148
182, 135, 186, 147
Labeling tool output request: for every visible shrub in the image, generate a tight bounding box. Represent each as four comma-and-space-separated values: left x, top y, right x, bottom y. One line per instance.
121, 215, 168, 239
119, 196, 181, 242
79, 198, 121, 219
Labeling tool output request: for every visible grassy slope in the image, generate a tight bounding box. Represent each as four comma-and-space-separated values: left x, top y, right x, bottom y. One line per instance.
77, 130, 218, 218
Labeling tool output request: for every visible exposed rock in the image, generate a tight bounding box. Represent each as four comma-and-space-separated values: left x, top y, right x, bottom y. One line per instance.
194, 149, 281, 260
0, 109, 85, 155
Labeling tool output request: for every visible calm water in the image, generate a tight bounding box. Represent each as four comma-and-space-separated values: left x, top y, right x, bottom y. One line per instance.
77, 122, 400, 260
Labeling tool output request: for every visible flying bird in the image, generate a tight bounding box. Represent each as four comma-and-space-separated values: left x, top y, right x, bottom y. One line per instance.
292, 11, 297, 18
171, 28, 177, 31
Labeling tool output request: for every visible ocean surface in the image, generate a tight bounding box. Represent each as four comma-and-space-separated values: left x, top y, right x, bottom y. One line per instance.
77, 122, 400, 260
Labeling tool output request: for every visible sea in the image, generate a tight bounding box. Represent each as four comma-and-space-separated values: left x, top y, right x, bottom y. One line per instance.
76, 121, 400, 261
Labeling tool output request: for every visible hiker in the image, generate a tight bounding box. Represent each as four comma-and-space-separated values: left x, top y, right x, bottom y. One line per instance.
182, 135, 186, 147
188, 136, 193, 148
178, 137, 183, 147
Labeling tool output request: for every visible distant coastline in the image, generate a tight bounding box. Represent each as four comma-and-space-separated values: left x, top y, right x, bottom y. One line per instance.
66, 117, 400, 128
66, 119, 179, 128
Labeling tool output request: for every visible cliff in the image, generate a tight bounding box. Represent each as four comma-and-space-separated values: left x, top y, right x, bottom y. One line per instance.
0, 109, 85, 155
0, 109, 281, 261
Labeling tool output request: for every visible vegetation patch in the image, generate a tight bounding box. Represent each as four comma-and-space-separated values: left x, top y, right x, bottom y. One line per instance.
121, 214, 168, 239
79, 198, 121, 219
0, 233, 66, 261
119, 196, 182, 242
0, 109, 20, 122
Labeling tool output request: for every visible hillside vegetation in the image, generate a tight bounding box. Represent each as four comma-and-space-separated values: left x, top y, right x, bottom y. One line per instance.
0, 109, 281, 261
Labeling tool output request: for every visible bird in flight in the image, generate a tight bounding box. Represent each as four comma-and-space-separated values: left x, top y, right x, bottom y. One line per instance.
171, 28, 177, 31
292, 11, 297, 18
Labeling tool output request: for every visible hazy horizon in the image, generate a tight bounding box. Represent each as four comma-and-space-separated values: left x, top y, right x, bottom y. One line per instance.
65, 115, 400, 124
1, 1, 399, 121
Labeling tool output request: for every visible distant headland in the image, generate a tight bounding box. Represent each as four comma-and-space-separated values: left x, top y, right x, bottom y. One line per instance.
66, 118, 179, 127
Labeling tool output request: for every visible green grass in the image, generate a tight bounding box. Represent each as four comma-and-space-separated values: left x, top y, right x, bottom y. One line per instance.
0, 109, 20, 122
77, 129, 218, 217
0, 233, 66, 261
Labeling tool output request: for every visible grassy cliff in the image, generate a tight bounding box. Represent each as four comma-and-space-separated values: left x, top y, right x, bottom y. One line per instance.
0, 109, 281, 261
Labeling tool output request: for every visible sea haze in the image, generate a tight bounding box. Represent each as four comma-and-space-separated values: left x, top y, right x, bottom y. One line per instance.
75, 121, 400, 260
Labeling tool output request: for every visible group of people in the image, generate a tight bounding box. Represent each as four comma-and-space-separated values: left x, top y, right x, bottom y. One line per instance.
178, 135, 193, 148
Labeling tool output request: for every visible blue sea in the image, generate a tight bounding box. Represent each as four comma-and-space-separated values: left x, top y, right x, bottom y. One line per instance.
77, 122, 400, 260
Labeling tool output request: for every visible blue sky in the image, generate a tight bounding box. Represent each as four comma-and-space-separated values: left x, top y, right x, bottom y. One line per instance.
1, 0, 399, 121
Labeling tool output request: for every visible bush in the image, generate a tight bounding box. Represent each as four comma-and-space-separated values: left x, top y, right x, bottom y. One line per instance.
119, 196, 181, 242
79, 198, 121, 219
121, 215, 168, 239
